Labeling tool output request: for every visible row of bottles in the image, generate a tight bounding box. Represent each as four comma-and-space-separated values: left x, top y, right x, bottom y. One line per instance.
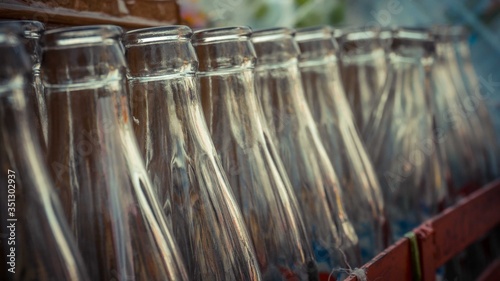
0, 20, 497, 281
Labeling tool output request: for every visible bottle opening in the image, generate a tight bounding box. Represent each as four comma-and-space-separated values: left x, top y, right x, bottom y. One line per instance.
295, 26, 333, 43
251, 27, 293, 43
431, 25, 467, 42
341, 26, 381, 43
42, 25, 122, 49
123, 25, 191, 47
0, 20, 44, 39
192, 26, 251, 45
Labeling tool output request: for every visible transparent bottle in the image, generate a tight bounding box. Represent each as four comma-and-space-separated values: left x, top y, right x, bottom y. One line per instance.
362, 28, 448, 239
295, 26, 390, 261
123, 25, 261, 281
0, 20, 47, 154
42, 25, 188, 281
430, 25, 486, 195
251, 28, 361, 274
338, 27, 387, 134
452, 26, 500, 181
192, 27, 318, 281
0, 26, 90, 281
433, 25, 499, 189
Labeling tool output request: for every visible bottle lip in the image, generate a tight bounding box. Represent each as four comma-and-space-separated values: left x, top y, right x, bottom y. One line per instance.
393, 27, 433, 42
340, 26, 381, 42
0, 20, 44, 39
251, 27, 294, 43
192, 26, 251, 45
123, 25, 192, 46
295, 25, 333, 42
42, 25, 123, 49
431, 25, 467, 40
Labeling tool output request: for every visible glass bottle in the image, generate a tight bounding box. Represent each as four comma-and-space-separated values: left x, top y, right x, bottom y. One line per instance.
338, 27, 387, 134
42, 25, 189, 281
0, 26, 90, 281
434, 25, 499, 189
251, 28, 361, 274
0, 20, 47, 154
362, 28, 448, 239
430, 25, 487, 196
123, 25, 261, 281
295, 26, 390, 261
192, 27, 318, 281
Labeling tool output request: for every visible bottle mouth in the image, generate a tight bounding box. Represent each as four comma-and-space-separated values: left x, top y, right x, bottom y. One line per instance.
123, 25, 192, 46
251, 27, 294, 43
42, 25, 123, 49
295, 26, 333, 43
192, 26, 251, 45
393, 27, 433, 42
431, 25, 467, 41
0, 20, 44, 39
340, 26, 381, 43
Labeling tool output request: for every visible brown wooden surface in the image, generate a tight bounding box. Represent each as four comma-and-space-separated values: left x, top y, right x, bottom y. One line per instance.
344, 180, 500, 281
0, 0, 179, 28
344, 238, 413, 281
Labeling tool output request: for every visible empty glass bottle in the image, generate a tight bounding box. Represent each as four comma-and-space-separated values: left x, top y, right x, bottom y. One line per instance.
432, 25, 499, 192
295, 26, 389, 261
338, 27, 387, 133
123, 25, 261, 281
430, 25, 486, 195
193, 26, 318, 281
362, 28, 448, 239
251, 28, 361, 275
0, 26, 90, 281
42, 25, 188, 281
0, 20, 46, 154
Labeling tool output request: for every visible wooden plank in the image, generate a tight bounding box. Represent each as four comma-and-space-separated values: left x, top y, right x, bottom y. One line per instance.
430, 180, 500, 266
344, 238, 413, 281
0, 1, 179, 28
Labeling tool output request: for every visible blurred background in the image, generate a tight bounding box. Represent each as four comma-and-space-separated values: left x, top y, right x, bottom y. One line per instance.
180, 0, 500, 142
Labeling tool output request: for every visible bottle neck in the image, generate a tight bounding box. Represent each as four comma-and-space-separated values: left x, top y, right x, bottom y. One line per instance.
128, 75, 215, 159
198, 69, 264, 147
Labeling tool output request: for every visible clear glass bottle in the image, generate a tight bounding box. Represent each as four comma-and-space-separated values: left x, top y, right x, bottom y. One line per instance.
338, 27, 387, 134
295, 26, 390, 262
251, 28, 361, 274
252, 28, 361, 275
433, 25, 499, 189
0, 26, 90, 281
430, 25, 487, 195
362, 28, 448, 239
123, 25, 261, 281
41, 25, 189, 281
192, 27, 318, 281
0, 20, 47, 154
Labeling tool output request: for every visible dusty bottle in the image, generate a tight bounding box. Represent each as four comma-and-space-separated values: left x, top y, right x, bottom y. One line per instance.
42, 25, 189, 281
338, 27, 387, 133
295, 26, 390, 261
0, 26, 90, 281
123, 25, 261, 281
362, 28, 448, 239
0, 20, 47, 153
193, 26, 318, 281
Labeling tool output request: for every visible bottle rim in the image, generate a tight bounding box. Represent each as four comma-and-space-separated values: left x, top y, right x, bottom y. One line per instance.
295, 25, 333, 43
0, 20, 44, 39
123, 25, 192, 47
251, 27, 294, 43
42, 25, 122, 49
192, 26, 251, 45
393, 27, 433, 42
